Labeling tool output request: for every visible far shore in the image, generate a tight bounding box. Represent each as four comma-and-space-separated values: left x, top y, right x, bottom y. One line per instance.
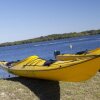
0, 29, 100, 47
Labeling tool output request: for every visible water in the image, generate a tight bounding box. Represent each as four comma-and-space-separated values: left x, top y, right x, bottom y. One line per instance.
0, 34, 100, 78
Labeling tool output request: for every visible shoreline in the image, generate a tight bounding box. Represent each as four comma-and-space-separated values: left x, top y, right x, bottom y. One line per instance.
0, 30, 100, 47
0, 72, 100, 100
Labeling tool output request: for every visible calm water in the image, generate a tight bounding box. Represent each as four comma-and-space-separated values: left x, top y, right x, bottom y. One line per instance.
0, 34, 100, 78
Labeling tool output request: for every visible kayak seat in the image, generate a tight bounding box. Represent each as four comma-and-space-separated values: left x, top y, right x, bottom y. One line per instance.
43, 59, 56, 66
76, 49, 88, 55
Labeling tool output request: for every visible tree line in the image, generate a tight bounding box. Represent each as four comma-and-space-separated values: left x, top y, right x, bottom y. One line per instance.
0, 29, 100, 47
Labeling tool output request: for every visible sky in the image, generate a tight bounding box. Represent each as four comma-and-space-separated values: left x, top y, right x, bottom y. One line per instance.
0, 0, 100, 43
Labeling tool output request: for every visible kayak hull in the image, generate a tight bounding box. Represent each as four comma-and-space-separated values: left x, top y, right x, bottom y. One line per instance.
0, 55, 100, 82
56, 48, 100, 61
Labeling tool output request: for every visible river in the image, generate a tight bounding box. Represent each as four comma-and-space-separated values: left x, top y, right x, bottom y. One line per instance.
0, 34, 100, 78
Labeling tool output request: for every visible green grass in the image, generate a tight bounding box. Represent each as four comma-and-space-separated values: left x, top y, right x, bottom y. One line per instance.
0, 72, 100, 100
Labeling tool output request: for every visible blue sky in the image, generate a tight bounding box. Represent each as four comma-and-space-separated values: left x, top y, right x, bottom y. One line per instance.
0, 0, 100, 43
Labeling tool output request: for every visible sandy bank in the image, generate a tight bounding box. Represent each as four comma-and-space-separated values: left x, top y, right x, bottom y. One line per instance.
0, 73, 100, 100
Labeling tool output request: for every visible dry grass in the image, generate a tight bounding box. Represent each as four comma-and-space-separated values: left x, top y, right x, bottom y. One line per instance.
0, 72, 100, 100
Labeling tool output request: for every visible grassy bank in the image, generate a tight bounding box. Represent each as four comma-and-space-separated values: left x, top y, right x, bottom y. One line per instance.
0, 72, 100, 100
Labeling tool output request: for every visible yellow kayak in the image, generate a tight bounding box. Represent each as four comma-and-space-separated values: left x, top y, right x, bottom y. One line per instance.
0, 55, 100, 82
56, 48, 100, 61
